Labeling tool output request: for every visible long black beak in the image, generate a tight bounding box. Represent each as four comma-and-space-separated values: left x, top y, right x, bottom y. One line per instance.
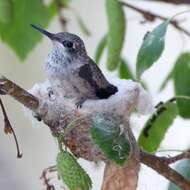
31, 24, 54, 40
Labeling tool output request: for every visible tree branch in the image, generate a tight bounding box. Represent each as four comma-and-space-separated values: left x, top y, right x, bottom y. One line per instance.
160, 149, 190, 165
140, 150, 190, 190
145, 0, 190, 4
120, 1, 190, 37
1, 75, 190, 190
0, 75, 39, 111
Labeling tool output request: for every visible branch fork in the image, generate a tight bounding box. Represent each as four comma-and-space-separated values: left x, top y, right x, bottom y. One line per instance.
0, 75, 190, 190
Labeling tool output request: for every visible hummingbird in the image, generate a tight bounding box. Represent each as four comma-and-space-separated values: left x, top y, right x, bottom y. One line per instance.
31, 25, 118, 107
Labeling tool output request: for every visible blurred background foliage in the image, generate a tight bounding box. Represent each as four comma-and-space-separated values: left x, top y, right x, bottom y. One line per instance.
0, 0, 190, 190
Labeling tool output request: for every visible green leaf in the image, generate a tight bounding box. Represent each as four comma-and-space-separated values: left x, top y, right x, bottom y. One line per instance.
76, 15, 91, 36
159, 68, 174, 92
60, 0, 70, 7
57, 151, 92, 190
174, 53, 190, 118
168, 160, 190, 190
0, 0, 56, 60
91, 113, 131, 165
138, 102, 178, 153
106, 0, 126, 71
119, 57, 148, 90
95, 35, 107, 64
119, 58, 134, 79
136, 20, 169, 79
0, 0, 12, 23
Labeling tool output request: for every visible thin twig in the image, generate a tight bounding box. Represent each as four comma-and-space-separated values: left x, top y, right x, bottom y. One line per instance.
140, 150, 190, 190
0, 98, 22, 158
146, 0, 190, 4
40, 165, 57, 190
120, 1, 190, 37
160, 149, 190, 165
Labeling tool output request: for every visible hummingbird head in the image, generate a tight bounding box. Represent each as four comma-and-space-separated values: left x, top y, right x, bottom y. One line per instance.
31, 24, 87, 57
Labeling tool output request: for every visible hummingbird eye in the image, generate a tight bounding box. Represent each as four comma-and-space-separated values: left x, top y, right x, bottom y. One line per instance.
62, 40, 73, 49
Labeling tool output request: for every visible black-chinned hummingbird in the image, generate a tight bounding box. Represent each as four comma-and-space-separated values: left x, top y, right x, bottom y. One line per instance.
31, 24, 118, 107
